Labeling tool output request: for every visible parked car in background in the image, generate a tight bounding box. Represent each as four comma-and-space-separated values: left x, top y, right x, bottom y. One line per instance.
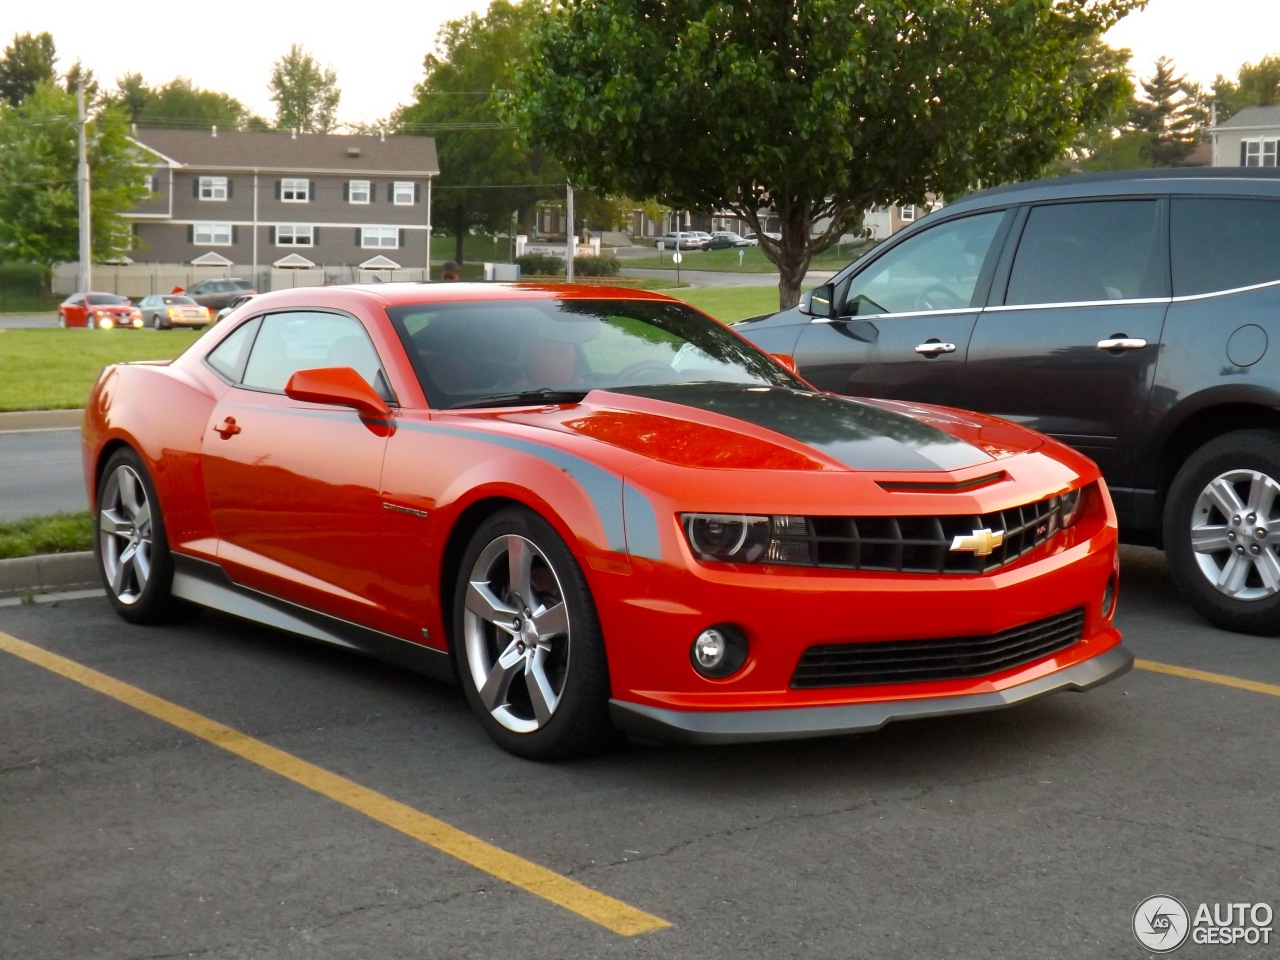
215, 292, 256, 323
185, 277, 256, 311
708, 231, 752, 249
742, 232, 780, 244
737, 168, 1280, 634
138, 294, 212, 330
82, 281, 1127, 759
655, 231, 711, 250
58, 293, 143, 330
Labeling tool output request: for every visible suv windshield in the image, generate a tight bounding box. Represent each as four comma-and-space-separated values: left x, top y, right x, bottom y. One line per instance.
389, 298, 805, 408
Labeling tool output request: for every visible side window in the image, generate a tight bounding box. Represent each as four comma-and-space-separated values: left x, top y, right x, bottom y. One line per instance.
1171, 197, 1280, 297
842, 212, 1005, 316
206, 318, 261, 382
1006, 200, 1163, 305
241, 312, 388, 397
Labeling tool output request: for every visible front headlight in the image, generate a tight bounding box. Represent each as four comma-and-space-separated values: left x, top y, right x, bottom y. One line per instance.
681, 513, 817, 564
1057, 486, 1085, 528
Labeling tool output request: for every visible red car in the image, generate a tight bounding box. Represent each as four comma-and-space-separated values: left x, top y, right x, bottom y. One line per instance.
58, 292, 144, 329
82, 283, 1130, 759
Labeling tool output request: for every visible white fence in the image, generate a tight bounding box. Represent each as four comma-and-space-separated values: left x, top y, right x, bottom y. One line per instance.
53, 263, 431, 297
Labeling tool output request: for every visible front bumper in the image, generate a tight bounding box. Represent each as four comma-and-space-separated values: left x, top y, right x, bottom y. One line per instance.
610, 643, 1132, 744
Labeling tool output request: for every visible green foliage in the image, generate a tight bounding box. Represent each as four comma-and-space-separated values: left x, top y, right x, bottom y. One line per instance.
269, 44, 341, 134
1129, 57, 1207, 166
0, 83, 150, 278
1214, 56, 1280, 123
515, 252, 565, 276
105, 75, 267, 130
571, 255, 620, 277
0, 32, 56, 107
0, 512, 93, 559
507, 0, 1143, 309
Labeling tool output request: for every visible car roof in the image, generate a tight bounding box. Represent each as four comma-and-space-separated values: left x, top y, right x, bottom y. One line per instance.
233, 281, 685, 313
949, 167, 1280, 213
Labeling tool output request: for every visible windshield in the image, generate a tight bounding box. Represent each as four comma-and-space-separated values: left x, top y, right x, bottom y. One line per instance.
388, 297, 806, 409
87, 294, 132, 306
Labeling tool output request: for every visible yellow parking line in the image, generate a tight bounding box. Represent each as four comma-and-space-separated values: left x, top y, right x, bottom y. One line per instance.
1135, 658, 1280, 698
0, 630, 670, 937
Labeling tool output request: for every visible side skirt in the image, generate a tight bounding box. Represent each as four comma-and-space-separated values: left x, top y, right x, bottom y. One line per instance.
171, 555, 456, 685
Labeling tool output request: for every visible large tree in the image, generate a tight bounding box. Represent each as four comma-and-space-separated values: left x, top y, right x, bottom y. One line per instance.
0, 32, 57, 107
269, 44, 341, 133
0, 82, 150, 282
1213, 55, 1280, 123
1129, 56, 1206, 166
508, 0, 1142, 308
393, 0, 572, 265
105, 75, 268, 130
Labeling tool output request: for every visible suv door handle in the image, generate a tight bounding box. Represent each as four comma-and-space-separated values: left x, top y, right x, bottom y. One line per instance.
914, 341, 957, 356
1097, 338, 1147, 351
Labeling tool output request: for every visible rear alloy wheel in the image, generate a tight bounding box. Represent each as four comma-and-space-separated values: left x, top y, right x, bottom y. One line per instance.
95, 448, 180, 624
153, 313, 165, 330
1165, 430, 1280, 635
455, 507, 614, 759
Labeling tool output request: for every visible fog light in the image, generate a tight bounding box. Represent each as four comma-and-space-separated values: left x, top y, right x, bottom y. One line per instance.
690, 624, 748, 678
1102, 573, 1118, 619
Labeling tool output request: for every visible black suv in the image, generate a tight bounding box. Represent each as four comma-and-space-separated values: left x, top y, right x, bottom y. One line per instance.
738, 169, 1280, 634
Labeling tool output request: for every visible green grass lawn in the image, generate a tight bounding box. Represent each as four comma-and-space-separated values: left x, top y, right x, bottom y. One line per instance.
626, 239, 871, 273
0, 328, 204, 411
0, 512, 93, 559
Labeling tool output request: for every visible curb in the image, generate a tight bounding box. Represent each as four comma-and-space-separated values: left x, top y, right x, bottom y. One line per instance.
0, 551, 99, 599
0, 409, 83, 431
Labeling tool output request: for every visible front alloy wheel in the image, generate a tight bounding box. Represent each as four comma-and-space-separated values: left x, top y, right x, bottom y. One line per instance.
1165, 430, 1280, 635
455, 508, 613, 759
96, 449, 179, 623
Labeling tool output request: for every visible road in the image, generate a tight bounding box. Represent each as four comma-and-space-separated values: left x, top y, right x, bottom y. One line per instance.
1, 545, 1276, 959
0, 427, 85, 519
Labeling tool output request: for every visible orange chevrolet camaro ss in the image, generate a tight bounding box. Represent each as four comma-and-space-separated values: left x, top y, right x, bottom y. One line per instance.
82, 282, 1131, 758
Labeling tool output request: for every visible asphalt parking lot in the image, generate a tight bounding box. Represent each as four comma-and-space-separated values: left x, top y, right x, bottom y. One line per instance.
2, 545, 1277, 959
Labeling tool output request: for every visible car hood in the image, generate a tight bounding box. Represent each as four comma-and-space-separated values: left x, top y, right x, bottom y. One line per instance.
487, 383, 1041, 473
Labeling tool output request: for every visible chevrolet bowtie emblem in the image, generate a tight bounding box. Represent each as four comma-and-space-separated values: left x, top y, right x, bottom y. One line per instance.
950, 528, 1005, 557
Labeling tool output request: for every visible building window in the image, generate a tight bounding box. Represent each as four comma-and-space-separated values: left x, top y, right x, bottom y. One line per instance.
348, 179, 371, 204
361, 226, 399, 249
276, 224, 314, 247
900, 204, 917, 221
199, 176, 228, 200
282, 178, 310, 202
1244, 138, 1279, 167
393, 181, 415, 205
141, 174, 155, 195
194, 223, 233, 245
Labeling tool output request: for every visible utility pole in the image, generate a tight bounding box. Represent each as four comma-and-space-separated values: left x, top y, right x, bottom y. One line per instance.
77, 81, 92, 293
565, 183, 574, 282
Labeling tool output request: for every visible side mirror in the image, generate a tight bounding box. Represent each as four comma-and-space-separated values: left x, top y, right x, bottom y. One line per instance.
771, 354, 800, 375
799, 282, 835, 318
285, 367, 391, 419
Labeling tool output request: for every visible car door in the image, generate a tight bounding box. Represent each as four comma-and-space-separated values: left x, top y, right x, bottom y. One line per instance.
792, 209, 1011, 406
199, 309, 396, 627
964, 198, 1170, 503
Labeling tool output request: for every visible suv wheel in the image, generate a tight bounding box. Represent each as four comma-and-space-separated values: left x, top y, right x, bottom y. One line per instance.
1165, 430, 1280, 635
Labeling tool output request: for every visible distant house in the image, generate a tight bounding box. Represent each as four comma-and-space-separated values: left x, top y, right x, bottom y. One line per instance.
1210, 105, 1280, 167
125, 128, 440, 274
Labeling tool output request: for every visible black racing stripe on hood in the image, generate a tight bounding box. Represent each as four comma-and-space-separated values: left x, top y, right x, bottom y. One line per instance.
609, 384, 991, 472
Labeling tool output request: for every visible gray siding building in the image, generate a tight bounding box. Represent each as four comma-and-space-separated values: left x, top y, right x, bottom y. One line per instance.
1211, 106, 1280, 168
126, 128, 440, 273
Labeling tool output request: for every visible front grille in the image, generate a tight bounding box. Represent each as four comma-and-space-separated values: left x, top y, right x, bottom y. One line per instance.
776, 491, 1075, 574
790, 608, 1085, 688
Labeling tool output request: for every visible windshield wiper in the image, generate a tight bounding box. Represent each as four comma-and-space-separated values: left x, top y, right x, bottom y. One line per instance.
447, 387, 589, 410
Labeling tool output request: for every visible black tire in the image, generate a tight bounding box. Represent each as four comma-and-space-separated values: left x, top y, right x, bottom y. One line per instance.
152, 312, 166, 330
1164, 429, 1280, 635
94, 448, 181, 624
454, 507, 615, 759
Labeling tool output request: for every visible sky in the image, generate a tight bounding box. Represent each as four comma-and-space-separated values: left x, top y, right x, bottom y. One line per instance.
4, 0, 1276, 128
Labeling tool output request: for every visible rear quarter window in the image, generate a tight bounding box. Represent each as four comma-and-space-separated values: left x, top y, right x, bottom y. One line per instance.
1171, 197, 1280, 297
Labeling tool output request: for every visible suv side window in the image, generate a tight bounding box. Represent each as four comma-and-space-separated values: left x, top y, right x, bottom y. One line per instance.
841, 212, 1005, 316
1005, 200, 1163, 305
1171, 197, 1280, 296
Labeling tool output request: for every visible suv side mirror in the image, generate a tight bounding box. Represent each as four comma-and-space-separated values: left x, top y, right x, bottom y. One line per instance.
800, 283, 835, 318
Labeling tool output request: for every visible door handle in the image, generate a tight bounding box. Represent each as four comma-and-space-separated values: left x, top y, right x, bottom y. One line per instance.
914, 341, 957, 356
1097, 338, 1148, 351
213, 417, 242, 439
